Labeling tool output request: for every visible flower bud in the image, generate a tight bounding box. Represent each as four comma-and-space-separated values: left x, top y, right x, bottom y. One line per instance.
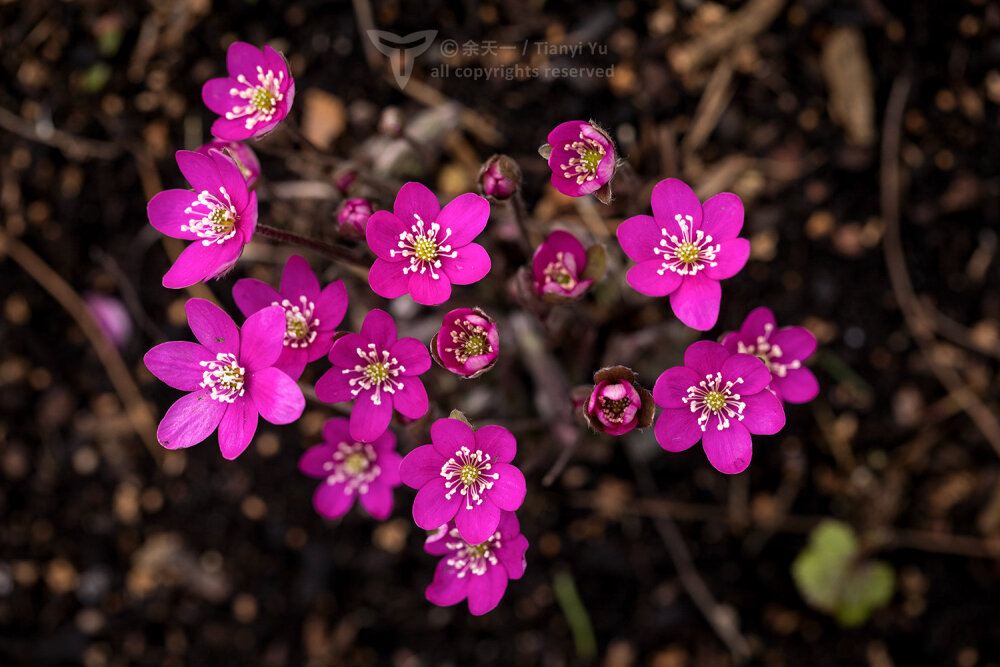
336, 198, 373, 238
478, 154, 522, 201
84, 293, 133, 349
332, 166, 358, 195
583, 366, 655, 436
430, 308, 499, 378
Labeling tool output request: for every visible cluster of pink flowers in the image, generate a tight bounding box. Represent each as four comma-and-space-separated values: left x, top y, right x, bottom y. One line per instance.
141, 40, 821, 618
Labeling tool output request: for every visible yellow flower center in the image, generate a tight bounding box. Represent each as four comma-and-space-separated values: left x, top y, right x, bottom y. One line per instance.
675, 241, 700, 264
343, 452, 370, 476
364, 362, 389, 384
413, 236, 438, 262
460, 464, 480, 486
704, 390, 726, 412
251, 87, 276, 113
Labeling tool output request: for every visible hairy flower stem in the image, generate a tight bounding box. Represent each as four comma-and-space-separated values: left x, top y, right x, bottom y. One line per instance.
256, 223, 368, 268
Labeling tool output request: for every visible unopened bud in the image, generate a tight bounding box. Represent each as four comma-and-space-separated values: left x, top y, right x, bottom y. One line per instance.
478, 154, 522, 201
336, 198, 374, 238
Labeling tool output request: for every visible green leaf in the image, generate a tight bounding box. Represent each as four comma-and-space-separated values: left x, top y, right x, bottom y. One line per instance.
448, 409, 471, 426
836, 561, 896, 627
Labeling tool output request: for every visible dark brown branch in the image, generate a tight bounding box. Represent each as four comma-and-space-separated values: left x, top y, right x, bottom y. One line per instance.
255, 223, 369, 269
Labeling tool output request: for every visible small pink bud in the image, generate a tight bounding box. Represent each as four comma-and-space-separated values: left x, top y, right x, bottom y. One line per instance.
85, 293, 133, 349
333, 167, 358, 195
583, 366, 655, 436
337, 198, 373, 238
478, 154, 522, 201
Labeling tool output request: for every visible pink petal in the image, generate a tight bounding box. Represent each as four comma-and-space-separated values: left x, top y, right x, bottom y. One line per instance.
248, 366, 304, 425
298, 444, 337, 478
147, 189, 200, 240
426, 558, 468, 607
740, 390, 785, 435
441, 243, 491, 286
393, 182, 440, 225
328, 333, 369, 368
431, 418, 475, 458
654, 407, 702, 452
474, 425, 516, 464
314, 281, 348, 331
772, 368, 819, 404
349, 394, 392, 442
280, 254, 319, 300
651, 178, 703, 232
392, 376, 428, 419
359, 482, 394, 519
669, 273, 721, 331
455, 496, 501, 544
207, 149, 248, 212
378, 451, 402, 487
412, 477, 461, 530
550, 167, 599, 196
144, 341, 213, 391
466, 564, 508, 616
770, 326, 817, 362
313, 481, 356, 519
162, 240, 239, 289
437, 193, 489, 247
238, 190, 257, 238
408, 271, 452, 305
314, 367, 356, 404
175, 150, 220, 194
740, 307, 776, 340
185, 298, 239, 355
226, 41, 265, 85
702, 422, 752, 474
321, 417, 351, 444
307, 331, 335, 361
210, 116, 255, 142
616, 214, 661, 262
232, 278, 282, 318
360, 309, 397, 350
720, 331, 741, 354
496, 533, 528, 580
368, 257, 410, 299
273, 346, 308, 381
366, 210, 406, 261
424, 526, 453, 556
217, 397, 258, 460
156, 390, 226, 450
704, 238, 750, 281
201, 77, 238, 115
400, 444, 445, 489
683, 340, 730, 378
721, 353, 771, 395
652, 366, 700, 409
262, 46, 290, 86
485, 463, 525, 511
626, 260, 683, 297
391, 338, 431, 375
239, 305, 285, 371
700, 192, 744, 242
534, 230, 586, 277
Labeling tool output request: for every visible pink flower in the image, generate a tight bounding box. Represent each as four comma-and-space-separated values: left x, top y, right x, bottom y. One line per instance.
616, 178, 751, 331
652, 341, 785, 474
366, 182, 491, 306
202, 42, 295, 140
233, 255, 348, 380
584, 366, 655, 436
314, 309, 430, 442
298, 418, 402, 520
721, 307, 819, 404
430, 308, 499, 378
532, 230, 599, 301
84, 293, 133, 349
424, 511, 528, 615
400, 418, 526, 544
195, 139, 261, 187
336, 198, 373, 238
143, 299, 305, 459
543, 120, 615, 200
147, 150, 257, 289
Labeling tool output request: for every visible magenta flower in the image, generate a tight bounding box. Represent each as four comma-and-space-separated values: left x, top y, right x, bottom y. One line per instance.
143, 299, 305, 459
314, 309, 430, 442
298, 417, 402, 520
400, 418, 526, 544
543, 120, 615, 200
201, 42, 295, 140
430, 307, 499, 378
366, 182, 491, 306
583, 366, 655, 436
424, 510, 528, 615
616, 178, 751, 331
195, 139, 261, 187
84, 293, 133, 350
232, 255, 348, 380
653, 341, 785, 474
531, 229, 604, 302
722, 307, 819, 404
337, 198, 374, 238
147, 149, 257, 289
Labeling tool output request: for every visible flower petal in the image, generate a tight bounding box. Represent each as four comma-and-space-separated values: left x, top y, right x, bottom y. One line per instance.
280, 254, 320, 300
616, 214, 661, 262
366, 210, 407, 261
431, 418, 475, 458
156, 390, 226, 450
626, 260, 683, 297
349, 394, 393, 443
207, 149, 249, 212
400, 444, 445, 489
437, 193, 489, 247
361, 309, 397, 350
425, 558, 468, 607
441, 243, 491, 286
201, 77, 238, 115
773, 368, 819, 404
466, 564, 508, 616
408, 271, 452, 305
770, 326, 817, 362
391, 338, 431, 375
455, 496, 501, 544
247, 366, 304, 425
700, 192, 744, 242
474, 425, 516, 464
496, 533, 529, 580
412, 477, 461, 530
359, 482, 394, 520
702, 422, 752, 474
175, 150, 220, 193
273, 346, 309, 380
368, 257, 410, 299
392, 376, 428, 420
328, 333, 369, 368
217, 397, 258, 460
148, 189, 201, 240
163, 240, 239, 289
321, 417, 352, 444
378, 451, 402, 487
652, 366, 701, 409
144, 341, 214, 391
393, 182, 440, 224
721, 353, 771, 395
669, 273, 721, 331
683, 340, 730, 377
651, 178, 703, 231
314, 281, 348, 331
740, 390, 785, 435
232, 278, 282, 318
299, 444, 337, 478
314, 367, 356, 404
485, 463, 525, 512
740, 307, 776, 340
239, 305, 285, 371
654, 407, 702, 452
210, 116, 255, 142
186, 298, 239, 355
704, 238, 750, 281
313, 481, 356, 519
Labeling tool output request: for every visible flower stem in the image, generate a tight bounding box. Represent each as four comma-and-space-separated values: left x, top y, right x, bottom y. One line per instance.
255, 223, 368, 268
510, 193, 537, 252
